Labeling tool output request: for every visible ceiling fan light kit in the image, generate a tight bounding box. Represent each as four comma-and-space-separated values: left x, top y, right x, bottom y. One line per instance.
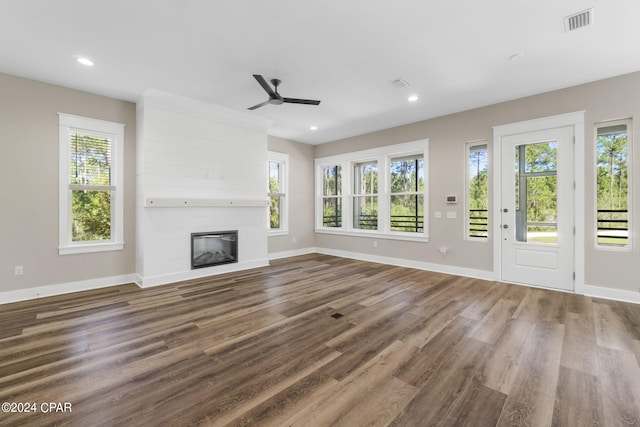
248, 74, 321, 110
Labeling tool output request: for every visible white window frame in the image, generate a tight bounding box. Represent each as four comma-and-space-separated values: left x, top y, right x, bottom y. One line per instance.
315, 140, 429, 242
352, 159, 379, 230
594, 118, 633, 251
465, 140, 489, 241
58, 113, 125, 255
267, 151, 289, 236
320, 164, 343, 228
389, 154, 425, 234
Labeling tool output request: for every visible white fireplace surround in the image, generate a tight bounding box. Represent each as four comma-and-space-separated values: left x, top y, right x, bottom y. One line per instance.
135, 89, 272, 287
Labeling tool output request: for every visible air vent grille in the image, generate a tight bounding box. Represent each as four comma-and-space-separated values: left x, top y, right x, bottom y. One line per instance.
391, 78, 410, 89
565, 9, 593, 32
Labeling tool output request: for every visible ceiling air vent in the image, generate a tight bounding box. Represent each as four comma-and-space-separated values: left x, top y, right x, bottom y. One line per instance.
391, 78, 410, 89
565, 8, 593, 32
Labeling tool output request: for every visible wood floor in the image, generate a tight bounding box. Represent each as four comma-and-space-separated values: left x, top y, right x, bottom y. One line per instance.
2, 254, 640, 426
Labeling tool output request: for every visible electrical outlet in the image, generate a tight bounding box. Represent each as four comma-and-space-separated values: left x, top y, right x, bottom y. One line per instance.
373, 241, 378, 248
14, 265, 24, 276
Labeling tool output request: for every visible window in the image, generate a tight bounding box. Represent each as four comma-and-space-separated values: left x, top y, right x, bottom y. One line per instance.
353, 161, 378, 230
315, 139, 428, 241
466, 142, 488, 239
58, 113, 124, 254
390, 155, 424, 232
321, 165, 342, 227
267, 151, 288, 235
595, 119, 632, 248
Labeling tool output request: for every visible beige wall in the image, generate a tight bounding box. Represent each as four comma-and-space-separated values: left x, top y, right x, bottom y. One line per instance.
314, 71, 640, 292
0, 73, 136, 293
1, 70, 638, 297
267, 135, 315, 254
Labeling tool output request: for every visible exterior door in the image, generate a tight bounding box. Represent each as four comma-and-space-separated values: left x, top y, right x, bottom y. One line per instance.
500, 126, 574, 291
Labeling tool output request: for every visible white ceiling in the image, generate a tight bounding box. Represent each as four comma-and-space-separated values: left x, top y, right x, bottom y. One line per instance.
2, 1, 639, 144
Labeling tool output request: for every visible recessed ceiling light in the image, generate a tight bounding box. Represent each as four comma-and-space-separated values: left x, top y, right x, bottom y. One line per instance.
77, 57, 94, 66
310, 126, 318, 131
408, 95, 418, 102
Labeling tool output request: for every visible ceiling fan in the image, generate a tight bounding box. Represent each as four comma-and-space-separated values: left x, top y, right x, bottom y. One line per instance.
247, 74, 321, 110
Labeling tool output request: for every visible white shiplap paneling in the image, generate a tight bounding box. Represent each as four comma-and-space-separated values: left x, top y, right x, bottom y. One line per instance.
136, 90, 271, 286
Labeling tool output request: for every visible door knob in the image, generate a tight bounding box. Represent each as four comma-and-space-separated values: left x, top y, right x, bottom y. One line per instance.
503, 224, 509, 229
503, 208, 508, 213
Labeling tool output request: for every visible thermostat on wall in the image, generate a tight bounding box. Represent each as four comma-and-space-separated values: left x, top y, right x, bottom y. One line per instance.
446, 195, 457, 204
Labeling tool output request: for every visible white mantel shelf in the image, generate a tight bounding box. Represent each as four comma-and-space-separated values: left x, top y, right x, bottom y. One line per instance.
144, 198, 269, 208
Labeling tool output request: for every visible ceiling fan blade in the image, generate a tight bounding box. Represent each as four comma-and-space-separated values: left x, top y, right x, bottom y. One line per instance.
253, 74, 277, 98
283, 97, 321, 106
247, 100, 271, 110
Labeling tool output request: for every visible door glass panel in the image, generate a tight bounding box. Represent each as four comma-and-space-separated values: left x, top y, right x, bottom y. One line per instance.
514, 141, 558, 244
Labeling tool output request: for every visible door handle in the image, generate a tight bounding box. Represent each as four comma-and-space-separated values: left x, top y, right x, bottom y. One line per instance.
503, 224, 509, 229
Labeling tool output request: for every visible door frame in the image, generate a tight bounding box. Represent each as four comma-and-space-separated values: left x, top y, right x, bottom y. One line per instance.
493, 112, 585, 293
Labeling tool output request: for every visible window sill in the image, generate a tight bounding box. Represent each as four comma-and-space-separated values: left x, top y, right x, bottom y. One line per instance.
465, 237, 490, 243
315, 228, 429, 243
59, 242, 125, 255
268, 230, 289, 237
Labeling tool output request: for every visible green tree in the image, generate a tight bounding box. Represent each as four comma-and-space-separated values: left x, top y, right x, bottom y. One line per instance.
596, 129, 628, 245
70, 133, 112, 241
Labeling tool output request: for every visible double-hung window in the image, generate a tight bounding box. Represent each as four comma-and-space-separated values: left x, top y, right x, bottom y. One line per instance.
315, 140, 428, 241
390, 155, 424, 233
321, 165, 342, 227
58, 113, 124, 254
353, 161, 378, 230
267, 151, 288, 235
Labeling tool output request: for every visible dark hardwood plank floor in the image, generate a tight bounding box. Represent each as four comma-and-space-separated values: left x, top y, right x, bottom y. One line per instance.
1, 253, 640, 426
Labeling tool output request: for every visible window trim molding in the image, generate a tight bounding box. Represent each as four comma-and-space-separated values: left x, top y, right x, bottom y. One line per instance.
593, 118, 633, 252
464, 140, 489, 241
58, 113, 125, 255
314, 139, 429, 241
267, 151, 289, 236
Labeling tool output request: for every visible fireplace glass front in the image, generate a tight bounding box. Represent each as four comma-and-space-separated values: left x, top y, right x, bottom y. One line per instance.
191, 230, 238, 269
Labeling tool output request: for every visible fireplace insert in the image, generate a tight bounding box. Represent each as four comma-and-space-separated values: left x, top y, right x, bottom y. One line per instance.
191, 230, 238, 269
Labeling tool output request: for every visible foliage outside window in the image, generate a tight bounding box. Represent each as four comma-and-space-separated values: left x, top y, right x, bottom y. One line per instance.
59, 113, 124, 254
353, 161, 378, 230
595, 120, 631, 248
322, 165, 342, 227
467, 143, 488, 239
70, 134, 113, 241
514, 141, 558, 244
267, 152, 288, 234
390, 155, 424, 232
315, 140, 428, 241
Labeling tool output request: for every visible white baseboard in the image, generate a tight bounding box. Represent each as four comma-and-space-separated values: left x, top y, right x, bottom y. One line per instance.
268, 247, 317, 260
314, 247, 495, 281
0, 274, 138, 305
135, 258, 270, 288
582, 283, 640, 304
2, 253, 637, 306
